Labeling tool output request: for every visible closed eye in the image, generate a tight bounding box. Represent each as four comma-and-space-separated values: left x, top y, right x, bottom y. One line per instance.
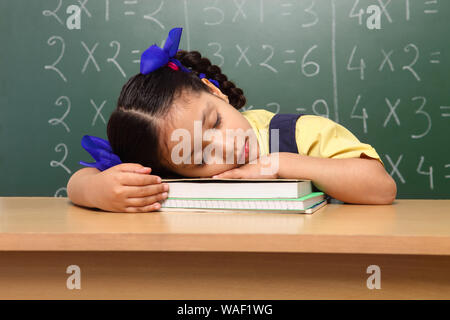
213, 112, 222, 128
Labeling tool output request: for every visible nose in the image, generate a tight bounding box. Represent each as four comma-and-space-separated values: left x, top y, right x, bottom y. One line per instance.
204, 135, 244, 165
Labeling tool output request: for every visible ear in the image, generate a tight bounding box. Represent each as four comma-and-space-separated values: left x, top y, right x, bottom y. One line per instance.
201, 78, 229, 104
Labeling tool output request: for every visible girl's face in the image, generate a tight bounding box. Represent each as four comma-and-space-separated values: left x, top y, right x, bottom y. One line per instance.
160, 80, 260, 177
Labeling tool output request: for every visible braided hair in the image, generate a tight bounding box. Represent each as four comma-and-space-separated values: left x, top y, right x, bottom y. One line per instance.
175, 50, 246, 109
107, 50, 246, 178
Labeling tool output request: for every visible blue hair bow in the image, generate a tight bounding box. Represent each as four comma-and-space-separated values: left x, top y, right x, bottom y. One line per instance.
140, 27, 220, 88
199, 73, 220, 89
140, 27, 190, 74
79, 135, 122, 171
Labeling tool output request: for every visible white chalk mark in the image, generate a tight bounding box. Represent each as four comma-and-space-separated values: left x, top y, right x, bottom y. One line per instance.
301, 45, 320, 77
424, 0, 438, 14
440, 106, 450, 117
260, 45, 278, 73
385, 154, 405, 184
44, 36, 67, 83
260, 0, 264, 23
417, 156, 434, 190
132, 49, 140, 64
90, 99, 107, 126
235, 45, 251, 67
312, 99, 330, 118
42, 0, 63, 25
384, 97, 401, 127
143, 1, 165, 29
232, 0, 247, 23
77, 0, 92, 18
302, 0, 318, 28
377, 0, 392, 23
402, 43, 420, 82
105, 0, 109, 21
54, 187, 68, 198
445, 164, 450, 179
430, 51, 440, 63
347, 45, 366, 80
107, 41, 126, 78
204, 0, 225, 26
379, 49, 394, 71
411, 96, 431, 139
50, 143, 72, 174
48, 96, 71, 133
183, 0, 190, 51
350, 94, 368, 134
405, 0, 410, 21
81, 41, 100, 73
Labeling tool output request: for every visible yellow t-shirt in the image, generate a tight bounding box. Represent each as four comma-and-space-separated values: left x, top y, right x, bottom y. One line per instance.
241, 109, 384, 167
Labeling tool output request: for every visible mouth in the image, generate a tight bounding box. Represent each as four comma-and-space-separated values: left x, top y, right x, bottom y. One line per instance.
237, 137, 249, 165
244, 137, 249, 161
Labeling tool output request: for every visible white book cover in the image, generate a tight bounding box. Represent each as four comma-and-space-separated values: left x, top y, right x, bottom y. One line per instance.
162, 178, 313, 199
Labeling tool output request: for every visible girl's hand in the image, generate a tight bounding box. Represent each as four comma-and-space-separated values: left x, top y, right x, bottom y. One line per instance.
86, 163, 169, 213
212, 153, 282, 179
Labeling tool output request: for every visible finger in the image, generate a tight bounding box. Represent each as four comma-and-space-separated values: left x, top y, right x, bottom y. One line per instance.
125, 201, 162, 213
126, 192, 168, 208
134, 167, 152, 174
119, 172, 162, 186
116, 163, 148, 172
124, 183, 169, 198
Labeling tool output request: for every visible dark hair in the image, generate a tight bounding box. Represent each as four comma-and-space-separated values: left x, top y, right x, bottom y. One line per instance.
107, 50, 246, 178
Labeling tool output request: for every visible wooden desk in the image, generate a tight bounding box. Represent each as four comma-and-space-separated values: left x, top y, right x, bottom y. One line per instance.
0, 197, 449, 299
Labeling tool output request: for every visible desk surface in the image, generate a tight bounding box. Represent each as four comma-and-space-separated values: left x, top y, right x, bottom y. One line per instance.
0, 197, 449, 255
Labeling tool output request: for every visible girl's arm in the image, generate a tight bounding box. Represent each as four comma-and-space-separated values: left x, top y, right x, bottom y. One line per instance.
278, 152, 396, 205
212, 152, 396, 205
67, 163, 169, 212
67, 167, 100, 208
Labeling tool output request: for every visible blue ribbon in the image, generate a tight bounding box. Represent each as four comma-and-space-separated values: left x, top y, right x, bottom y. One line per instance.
140, 27, 220, 88
198, 73, 220, 89
140, 27, 191, 74
79, 135, 122, 171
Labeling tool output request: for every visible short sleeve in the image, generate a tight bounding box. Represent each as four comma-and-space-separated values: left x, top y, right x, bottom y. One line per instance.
295, 115, 385, 168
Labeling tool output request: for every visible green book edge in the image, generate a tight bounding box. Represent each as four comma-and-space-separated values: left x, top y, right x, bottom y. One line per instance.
167, 192, 324, 202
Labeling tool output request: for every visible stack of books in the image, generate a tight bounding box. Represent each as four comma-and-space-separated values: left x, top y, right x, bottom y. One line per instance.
159, 178, 327, 214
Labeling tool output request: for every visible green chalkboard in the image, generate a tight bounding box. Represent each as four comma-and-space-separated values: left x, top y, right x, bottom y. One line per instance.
1, 0, 449, 198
